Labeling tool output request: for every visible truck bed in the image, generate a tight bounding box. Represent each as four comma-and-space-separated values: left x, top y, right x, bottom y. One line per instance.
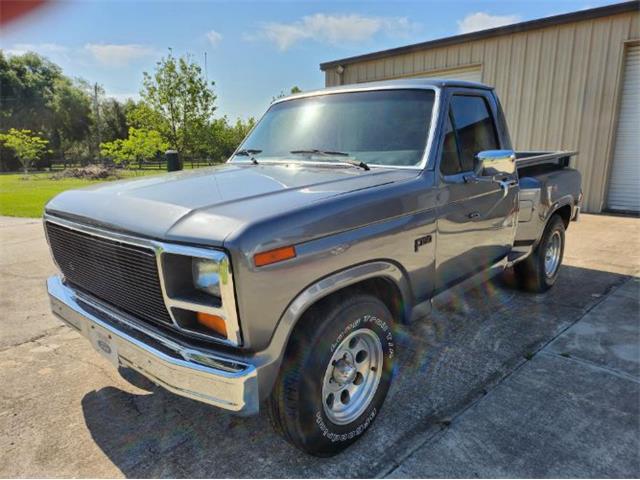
515, 150, 577, 169
512, 150, 581, 262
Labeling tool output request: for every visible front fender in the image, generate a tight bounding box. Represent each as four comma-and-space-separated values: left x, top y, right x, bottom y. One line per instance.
251, 261, 412, 400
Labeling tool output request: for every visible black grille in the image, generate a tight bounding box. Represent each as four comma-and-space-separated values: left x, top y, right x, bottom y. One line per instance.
46, 221, 173, 326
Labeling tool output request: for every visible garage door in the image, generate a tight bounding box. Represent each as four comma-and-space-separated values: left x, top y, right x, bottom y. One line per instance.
607, 45, 640, 212
408, 65, 482, 83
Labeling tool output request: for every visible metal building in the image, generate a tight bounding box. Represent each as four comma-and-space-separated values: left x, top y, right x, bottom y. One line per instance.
320, 1, 640, 213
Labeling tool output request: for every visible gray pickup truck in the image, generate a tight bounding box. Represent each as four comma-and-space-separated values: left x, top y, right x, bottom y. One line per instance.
45, 79, 581, 456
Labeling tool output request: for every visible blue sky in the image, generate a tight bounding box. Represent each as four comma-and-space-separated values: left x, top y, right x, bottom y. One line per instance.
0, 0, 619, 120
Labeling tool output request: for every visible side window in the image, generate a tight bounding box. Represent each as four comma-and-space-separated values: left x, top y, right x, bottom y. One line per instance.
450, 95, 499, 172
440, 111, 462, 176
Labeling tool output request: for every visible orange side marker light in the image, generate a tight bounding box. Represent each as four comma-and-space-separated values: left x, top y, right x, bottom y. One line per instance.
196, 312, 227, 337
254, 246, 296, 267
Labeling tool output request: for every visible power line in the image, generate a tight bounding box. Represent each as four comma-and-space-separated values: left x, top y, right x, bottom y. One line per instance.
94, 83, 101, 161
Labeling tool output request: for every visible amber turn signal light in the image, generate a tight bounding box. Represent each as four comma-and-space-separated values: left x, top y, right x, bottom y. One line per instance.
196, 312, 227, 338
254, 245, 296, 267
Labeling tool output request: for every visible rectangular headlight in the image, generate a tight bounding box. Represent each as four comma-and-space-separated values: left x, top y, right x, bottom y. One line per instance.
159, 249, 241, 346
192, 258, 221, 297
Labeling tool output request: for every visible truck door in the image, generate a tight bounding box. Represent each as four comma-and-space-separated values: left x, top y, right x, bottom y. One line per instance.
434, 91, 518, 292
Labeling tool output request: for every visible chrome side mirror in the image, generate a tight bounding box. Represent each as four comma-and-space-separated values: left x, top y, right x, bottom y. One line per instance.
475, 149, 516, 176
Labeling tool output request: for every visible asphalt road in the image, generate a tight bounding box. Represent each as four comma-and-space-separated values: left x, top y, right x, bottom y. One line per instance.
0, 214, 638, 478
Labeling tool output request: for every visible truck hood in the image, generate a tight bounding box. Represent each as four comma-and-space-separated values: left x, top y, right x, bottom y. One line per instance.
45, 162, 418, 245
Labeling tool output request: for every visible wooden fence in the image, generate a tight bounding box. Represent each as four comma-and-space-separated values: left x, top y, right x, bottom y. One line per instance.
48, 158, 220, 171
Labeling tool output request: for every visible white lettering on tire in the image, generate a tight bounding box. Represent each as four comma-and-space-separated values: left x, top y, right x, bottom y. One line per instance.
315, 408, 377, 442
330, 314, 394, 358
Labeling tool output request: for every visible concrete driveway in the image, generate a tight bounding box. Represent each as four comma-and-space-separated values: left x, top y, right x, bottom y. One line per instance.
0, 214, 638, 478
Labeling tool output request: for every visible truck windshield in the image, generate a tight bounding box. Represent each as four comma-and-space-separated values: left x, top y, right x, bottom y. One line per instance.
233, 89, 436, 168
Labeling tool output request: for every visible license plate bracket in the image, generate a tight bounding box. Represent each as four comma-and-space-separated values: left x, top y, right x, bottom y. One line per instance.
89, 325, 119, 366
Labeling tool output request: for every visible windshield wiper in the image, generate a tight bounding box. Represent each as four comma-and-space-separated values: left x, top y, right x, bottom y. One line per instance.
343, 159, 370, 171
290, 149, 349, 157
235, 149, 262, 164
289, 149, 370, 171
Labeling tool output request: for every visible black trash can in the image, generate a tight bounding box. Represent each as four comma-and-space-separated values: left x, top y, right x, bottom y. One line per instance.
165, 150, 182, 172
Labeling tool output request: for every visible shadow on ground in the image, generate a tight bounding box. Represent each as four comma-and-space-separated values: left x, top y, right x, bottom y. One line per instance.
81, 264, 631, 478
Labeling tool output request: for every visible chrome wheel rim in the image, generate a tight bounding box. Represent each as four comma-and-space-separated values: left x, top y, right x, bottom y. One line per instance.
544, 231, 562, 277
321, 328, 383, 425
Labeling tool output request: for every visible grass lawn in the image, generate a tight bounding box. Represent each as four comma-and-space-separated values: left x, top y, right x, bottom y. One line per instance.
0, 170, 163, 218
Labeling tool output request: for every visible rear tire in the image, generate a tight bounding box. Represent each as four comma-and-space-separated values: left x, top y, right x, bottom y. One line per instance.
515, 214, 565, 293
267, 293, 396, 456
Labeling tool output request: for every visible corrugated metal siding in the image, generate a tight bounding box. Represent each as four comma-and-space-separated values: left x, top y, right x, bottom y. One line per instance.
405, 65, 482, 82
607, 44, 640, 211
325, 11, 640, 212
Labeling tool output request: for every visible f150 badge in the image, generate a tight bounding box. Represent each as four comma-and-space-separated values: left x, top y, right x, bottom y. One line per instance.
414, 235, 432, 252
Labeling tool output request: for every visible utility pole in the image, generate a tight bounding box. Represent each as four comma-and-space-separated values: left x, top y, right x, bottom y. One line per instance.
204, 51, 208, 83
94, 83, 102, 162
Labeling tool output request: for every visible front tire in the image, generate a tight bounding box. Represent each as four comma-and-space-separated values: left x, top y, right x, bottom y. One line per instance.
515, 214, 565, 292
267, 293, 396, 456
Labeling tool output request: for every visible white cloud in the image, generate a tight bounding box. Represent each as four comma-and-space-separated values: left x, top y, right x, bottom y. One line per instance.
206, 30, 223, 47
254, 13, 415, 51
457, 12, 521, 34
4, 43, 68, 56
84, 43, 155, 66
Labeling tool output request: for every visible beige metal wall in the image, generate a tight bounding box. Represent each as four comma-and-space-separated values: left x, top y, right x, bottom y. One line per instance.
324, 11, 640, 212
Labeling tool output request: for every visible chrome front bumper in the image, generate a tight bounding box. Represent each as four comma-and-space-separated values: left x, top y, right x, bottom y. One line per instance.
47, 275, 259, 415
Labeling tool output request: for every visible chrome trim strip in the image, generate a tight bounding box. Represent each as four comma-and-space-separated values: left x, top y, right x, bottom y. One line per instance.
47, 275, 258, 414
154, 246, 182, 329
422, 86, 441, 170
44, 214, 243, 347
167, 298, 226, 317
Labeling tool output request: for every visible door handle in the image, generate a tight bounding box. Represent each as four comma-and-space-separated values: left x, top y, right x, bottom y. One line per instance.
468, 211, 481, 219
464, 174, 517, 199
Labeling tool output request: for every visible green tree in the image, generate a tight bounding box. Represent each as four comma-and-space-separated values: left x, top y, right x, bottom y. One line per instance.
138, 50, 216, 155
101, 98, 130, 142
0, 51, 61, 133
100, 127, 167, 166
52, 78, 93, 155
228, 117, 256, 151
76, 83, 129, 161
0, 51, 93, 162
207, 117, 256, 162
0, 128, 50, 174
272, 85, 302, 102
126, 100, 166, 134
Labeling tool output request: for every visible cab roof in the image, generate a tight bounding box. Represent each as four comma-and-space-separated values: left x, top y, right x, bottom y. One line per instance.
275, 78, 493, 104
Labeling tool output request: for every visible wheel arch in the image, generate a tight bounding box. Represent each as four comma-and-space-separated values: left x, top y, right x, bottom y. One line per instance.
256, 261, 412, 400
553, 203, 572, 229
280, 260, 411, 328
